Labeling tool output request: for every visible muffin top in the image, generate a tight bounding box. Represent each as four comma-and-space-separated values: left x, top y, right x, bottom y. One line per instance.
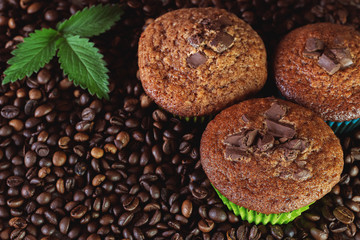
274, 23, 360, 122
138, 8, 267, 117
200, 97, 343, 214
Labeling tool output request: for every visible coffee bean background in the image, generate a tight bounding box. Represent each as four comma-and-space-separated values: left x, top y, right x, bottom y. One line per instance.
0, 0, 359, 239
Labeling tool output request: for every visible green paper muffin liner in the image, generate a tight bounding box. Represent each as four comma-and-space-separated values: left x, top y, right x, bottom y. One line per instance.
174, 115, 213, 123
213, 187, 312, 225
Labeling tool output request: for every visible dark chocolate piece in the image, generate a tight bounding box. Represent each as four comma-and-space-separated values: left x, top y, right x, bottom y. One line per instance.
330, 48, 353, 68
200, 18, 221, 31
218, 15, 232, 27
265, 103, 286, 121
242, 114, 249, 123
187, 34, 204, 48
318, 52, 341, 75
209, 32, 234, 53
186, 52, 207, 68
302, 50, 321, 59
305, 38, 324, 52
245, 130, 258, 147
283, 139, 307, 151
257, 134, 275, 152
225, 146, 248, 160
223, 133, 244, 146
265, 119, 296, 139
284, 149, 299, 161
294, 169, 312, 181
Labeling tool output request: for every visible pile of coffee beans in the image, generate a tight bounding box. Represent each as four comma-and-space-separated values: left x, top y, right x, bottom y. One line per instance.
0, 0, 360, 239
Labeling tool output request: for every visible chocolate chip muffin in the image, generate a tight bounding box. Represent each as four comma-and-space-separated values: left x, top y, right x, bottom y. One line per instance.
274, 23, 360, 123
138, 8, 267, 117
200, 98, 343, 218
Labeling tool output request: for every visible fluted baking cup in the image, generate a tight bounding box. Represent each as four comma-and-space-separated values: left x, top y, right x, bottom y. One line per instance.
326, 119, 360, 135
214, 187, 312, 225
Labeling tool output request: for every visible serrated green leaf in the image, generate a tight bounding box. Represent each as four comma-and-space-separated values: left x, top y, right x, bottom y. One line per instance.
57, 4, 123, 38
56, 35, 109, 99
3, 28, 59, 85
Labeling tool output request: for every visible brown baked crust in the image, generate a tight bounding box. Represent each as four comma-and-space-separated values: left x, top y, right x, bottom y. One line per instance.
200, 97, 343, 214
138, 8, 267, 117
274, 23, 360, 122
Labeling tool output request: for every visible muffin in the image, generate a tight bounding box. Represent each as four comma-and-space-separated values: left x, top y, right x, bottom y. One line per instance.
274, 23, 360, 134
138, 8, 267, 118
200, 97, 343, 224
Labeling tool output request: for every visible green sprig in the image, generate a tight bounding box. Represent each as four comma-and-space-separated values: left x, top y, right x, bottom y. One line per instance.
3, 4, 123, 99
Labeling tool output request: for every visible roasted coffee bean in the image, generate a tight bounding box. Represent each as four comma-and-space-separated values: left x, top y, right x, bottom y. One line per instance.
310, 227, 328, 240
208, 207, 227, 223
6, 176, 24, 187
118, 212, 134, 227
333, 206, 355, 224
181, 199, 193, 218
1, 105, 19, 119
198, 219, 215, 233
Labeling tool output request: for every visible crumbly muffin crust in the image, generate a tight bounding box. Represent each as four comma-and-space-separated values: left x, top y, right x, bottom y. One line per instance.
200, 97, 343, 214
138, 8, 267, 117
274, 23, 360, 122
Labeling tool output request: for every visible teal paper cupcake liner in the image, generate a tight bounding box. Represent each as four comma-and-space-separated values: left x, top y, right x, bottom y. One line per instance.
277, 92, 360, 135
214, 187, 311, 225
326, 118, 360, 135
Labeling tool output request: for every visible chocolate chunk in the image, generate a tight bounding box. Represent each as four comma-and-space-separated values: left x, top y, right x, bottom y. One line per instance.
283, 139, 307, 151
245, 130, 258, 147
302, 50, 321, 59
257, 134, 274, 152
284, 149, 299, 161
186, 52, 207, 68
209, 32, 234, 53
318, 51, 341, 75
305, 38, 324, 52
265, 103, 286, 121
294, 169, 312, 181
242, 115, 249, 123
200, 18, 221, 31
218, 15, 232, 27
225, 146, 247, 160
223, 133, 244, 146
187, 34, 204, 48
265, 119, 296, 139
330, 48, 353, 68
296, 161, 307, 168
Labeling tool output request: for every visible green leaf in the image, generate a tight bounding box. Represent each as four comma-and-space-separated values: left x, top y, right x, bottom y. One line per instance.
3, 28, 59, 85
56, 35, 109, 99
57, 4, 123, 38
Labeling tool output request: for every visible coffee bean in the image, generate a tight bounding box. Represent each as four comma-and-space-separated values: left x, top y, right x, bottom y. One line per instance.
118, 212, 134, 227
270, 225, 283, 239
1, 105, 19, 119
208, 207, 227, 223
237, 225, 249, 240
310, 227, 328, 240
149, 209, 161, 225
198, 219, 215, 233
71, 204, 88, 219
9, 217, 27, 229
6, 176, 24, 187
36, 192, 51, 205
34, 103, 54, 117
52, 151, 67, 166
333, 205, 355, 225
181, 199, 193, 218
92, 174, 105, 186
123, 195, 140, 211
